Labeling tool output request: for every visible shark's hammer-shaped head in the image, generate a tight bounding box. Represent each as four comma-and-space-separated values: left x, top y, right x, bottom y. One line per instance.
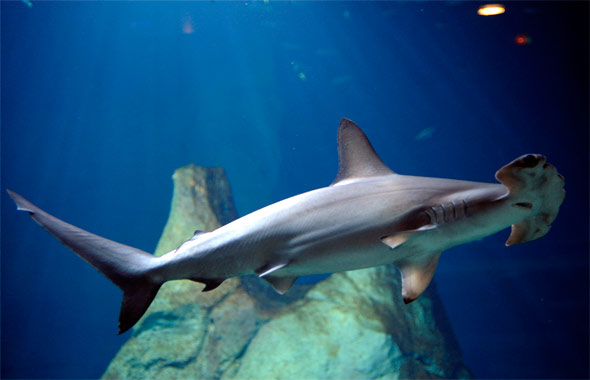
495, 154, 565, 245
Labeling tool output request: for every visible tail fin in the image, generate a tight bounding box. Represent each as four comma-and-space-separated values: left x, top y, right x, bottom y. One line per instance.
7, 190, 162, 334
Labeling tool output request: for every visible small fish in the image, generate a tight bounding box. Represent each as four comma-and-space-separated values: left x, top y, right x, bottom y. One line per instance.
21, 0, 32, 8
8, 118, 565, 334
415, 126, 435, 140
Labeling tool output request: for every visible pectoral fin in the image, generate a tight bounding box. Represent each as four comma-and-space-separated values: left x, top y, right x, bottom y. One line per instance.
381, 225, 437, 250
381, 232, 414, 250
397, 252, 441, 304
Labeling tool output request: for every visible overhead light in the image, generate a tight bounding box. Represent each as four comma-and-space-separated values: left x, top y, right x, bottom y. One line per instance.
477, 4, 506, 16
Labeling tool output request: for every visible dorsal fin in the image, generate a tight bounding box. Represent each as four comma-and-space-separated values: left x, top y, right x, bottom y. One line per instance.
332, 118, 394, 185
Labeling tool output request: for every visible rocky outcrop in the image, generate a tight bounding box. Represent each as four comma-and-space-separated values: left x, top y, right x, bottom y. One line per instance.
102, 165, 471, 379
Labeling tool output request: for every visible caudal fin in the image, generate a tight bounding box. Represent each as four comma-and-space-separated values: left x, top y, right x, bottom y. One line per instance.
7, 190, 162, 334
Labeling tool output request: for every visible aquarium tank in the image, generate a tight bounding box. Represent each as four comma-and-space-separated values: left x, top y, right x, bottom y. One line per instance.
1, 1, 588, 379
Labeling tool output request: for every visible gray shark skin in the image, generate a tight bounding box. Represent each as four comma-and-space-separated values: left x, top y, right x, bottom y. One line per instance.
7, 118, 565, 334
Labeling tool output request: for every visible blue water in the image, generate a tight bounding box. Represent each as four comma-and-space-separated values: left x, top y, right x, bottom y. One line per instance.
2, 2, 588, 378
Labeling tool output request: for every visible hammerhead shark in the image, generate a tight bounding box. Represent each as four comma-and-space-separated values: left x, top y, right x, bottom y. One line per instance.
8, 119, 565, 334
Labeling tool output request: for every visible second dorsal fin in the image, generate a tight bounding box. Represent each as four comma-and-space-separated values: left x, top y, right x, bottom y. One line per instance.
332, 118, 394, 185
175, 230, 207, 253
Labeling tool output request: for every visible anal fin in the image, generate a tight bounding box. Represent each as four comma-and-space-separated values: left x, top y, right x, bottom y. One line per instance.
397, 252, 441, 304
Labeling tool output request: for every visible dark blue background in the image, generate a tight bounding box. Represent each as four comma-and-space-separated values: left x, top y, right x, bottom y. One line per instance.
2, 2, 588, 378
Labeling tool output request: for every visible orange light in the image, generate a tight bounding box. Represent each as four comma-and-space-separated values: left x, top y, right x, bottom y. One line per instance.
515, 34, 531, 45
478, 4, 505, 16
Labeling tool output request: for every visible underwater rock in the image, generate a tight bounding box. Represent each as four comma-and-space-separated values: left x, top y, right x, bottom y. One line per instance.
102, 165, 472, 380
